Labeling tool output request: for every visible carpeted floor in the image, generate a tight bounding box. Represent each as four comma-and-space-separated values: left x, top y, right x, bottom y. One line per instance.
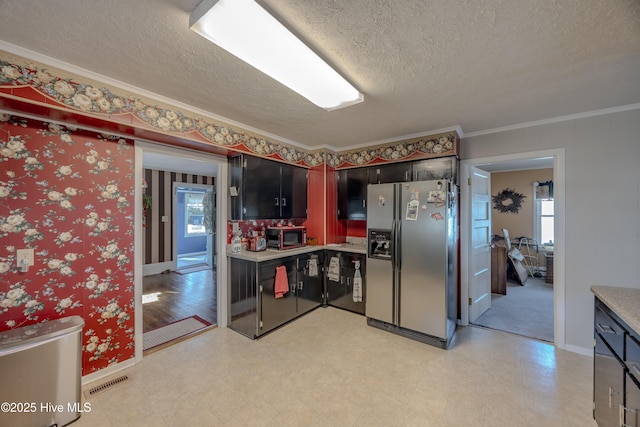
473, 277, 554, 342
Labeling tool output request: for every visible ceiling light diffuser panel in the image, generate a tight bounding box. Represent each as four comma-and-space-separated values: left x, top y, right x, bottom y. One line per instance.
190, 0, 363, 110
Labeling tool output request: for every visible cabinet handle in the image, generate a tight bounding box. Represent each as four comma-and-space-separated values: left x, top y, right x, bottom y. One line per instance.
619, 403, 640, 427
347, 277, 350, 287
597, 322, 618, 335
362, 199, 366, 208
299, 281, 303, 290
609, 386, 623, 408
282, 198, 287, 207
275, 197, 279, 206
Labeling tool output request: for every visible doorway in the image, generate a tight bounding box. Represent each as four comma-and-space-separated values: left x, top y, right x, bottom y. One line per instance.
135, 141, 228, 358
460, 148, 565, 347
173, 183, 215, 273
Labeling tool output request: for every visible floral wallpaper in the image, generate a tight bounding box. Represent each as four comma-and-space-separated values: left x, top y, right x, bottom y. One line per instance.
0, 53, 458, 171
0, 114, 135, 375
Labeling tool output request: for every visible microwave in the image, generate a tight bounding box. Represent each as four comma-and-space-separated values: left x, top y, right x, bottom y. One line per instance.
266, 226, 306, 250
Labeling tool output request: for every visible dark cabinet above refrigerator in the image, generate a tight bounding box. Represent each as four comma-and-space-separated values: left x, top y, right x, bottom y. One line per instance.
369, 162, 412, 184
336, 156, 458, 220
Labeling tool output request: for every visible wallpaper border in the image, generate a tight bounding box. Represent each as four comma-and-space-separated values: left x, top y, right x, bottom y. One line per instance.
0, 51, 459, 169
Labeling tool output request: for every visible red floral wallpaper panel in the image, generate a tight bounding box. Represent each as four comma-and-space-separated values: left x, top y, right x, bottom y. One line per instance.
0, 114, 135, 375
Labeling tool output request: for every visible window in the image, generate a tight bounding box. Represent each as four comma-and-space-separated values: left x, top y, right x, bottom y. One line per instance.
185, 191, 206, 237
534, 181, 554, 246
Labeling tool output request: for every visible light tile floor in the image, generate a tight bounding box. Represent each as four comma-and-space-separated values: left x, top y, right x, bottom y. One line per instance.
76, 307, 596, 426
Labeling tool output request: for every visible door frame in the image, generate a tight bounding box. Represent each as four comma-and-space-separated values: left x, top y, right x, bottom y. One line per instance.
460, 148, 565, 349
134, 141, 228, 362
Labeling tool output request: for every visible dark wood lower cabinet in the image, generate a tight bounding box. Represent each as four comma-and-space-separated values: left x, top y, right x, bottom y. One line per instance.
229, 250, 324, 338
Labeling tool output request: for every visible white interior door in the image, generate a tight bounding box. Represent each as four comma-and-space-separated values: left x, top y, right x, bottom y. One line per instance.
469, 166, 492, 322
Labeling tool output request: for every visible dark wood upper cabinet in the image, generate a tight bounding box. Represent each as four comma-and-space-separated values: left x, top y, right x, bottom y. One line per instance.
229, 155, 307, 220
337, 168, 368, 220
369, 162, 412, 184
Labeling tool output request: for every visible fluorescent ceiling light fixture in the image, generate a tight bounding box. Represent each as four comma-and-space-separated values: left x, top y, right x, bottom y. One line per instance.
190, 0, 363, 110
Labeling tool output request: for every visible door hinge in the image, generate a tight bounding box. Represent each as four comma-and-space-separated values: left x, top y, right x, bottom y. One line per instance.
468, 297, 472, 305
259, 285, 263, 293
259, 320, 263, 329
467, 178, 471, 186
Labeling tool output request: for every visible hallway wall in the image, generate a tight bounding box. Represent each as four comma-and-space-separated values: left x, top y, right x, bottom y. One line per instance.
143, 169, 214, 265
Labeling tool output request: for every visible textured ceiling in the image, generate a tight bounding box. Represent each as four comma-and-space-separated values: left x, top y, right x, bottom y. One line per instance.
0, 0, 639, 150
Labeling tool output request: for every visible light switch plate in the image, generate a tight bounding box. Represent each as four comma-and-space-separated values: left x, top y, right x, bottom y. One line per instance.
16, 248, 34, 267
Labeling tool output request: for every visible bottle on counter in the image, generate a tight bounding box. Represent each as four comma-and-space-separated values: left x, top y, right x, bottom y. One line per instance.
232, 232, 242, 253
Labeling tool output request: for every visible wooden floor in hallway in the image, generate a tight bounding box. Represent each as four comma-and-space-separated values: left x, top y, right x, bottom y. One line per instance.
142, 268, 217, 333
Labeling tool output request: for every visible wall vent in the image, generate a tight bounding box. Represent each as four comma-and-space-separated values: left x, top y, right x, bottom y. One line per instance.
85, 375, 129, 397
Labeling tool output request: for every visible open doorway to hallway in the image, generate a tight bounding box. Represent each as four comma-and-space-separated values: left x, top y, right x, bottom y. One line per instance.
473, 167, 554, 342
463, 152, 561, 344
140, 146, 221, 352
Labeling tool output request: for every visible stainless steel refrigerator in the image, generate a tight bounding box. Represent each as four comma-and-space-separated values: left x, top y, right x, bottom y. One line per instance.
366, 179, 457, 348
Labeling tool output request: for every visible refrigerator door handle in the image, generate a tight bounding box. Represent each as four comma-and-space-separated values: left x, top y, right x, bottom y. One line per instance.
394, 218, 402, 271
391, 219, 397, 272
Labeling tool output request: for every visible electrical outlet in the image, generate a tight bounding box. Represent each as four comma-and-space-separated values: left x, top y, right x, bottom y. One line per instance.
16, 249, 34, 267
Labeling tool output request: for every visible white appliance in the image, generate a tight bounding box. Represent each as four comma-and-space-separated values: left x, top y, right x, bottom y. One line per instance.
366, 179, 458, 348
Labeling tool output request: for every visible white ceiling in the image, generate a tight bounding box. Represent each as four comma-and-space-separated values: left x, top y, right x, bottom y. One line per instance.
0, 0, 639, 151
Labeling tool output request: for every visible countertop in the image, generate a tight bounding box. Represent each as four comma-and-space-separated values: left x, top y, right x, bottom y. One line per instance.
591, 285, 640, 333
227, 243, 366, 262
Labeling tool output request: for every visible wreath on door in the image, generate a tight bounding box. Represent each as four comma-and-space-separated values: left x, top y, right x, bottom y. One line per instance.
492, 188, 526, 213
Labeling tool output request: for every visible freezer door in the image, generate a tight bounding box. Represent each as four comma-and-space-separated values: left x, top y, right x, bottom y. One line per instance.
366, 183, 396, 324
366, 183, 396, 229
399, 180, 449, 337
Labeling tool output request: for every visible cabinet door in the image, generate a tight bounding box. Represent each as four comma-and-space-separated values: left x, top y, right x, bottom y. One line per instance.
229, 258, 258, 338
243, 156, 280, 219
338, 168, 368, 220
228, 155, 244, 220
412, 156, 458, 183
259, 259, 298, 334
625, 372, 640, 427
594, 331, 625, 427
325, 251, 346, 302
326, 252, 366, 314
371, 163, 412, 184
337, 170, 348, 219
297, 253, 323, 314
281, 164, 308, 219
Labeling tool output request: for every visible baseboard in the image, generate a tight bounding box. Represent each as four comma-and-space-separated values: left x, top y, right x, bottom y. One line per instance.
143, 261, 174, 276
563, 343, 593, 357
81, 358, 136, 387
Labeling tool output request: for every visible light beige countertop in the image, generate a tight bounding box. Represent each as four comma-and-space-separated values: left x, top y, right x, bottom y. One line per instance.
324, 242, 367, 254
591, 285, 640, 333
227, 243, 366, 262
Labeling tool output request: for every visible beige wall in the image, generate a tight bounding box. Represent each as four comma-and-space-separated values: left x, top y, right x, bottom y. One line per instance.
491, 168, 553, 241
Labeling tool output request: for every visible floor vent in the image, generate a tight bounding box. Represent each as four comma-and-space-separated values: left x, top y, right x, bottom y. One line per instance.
85, 375, 129, 397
